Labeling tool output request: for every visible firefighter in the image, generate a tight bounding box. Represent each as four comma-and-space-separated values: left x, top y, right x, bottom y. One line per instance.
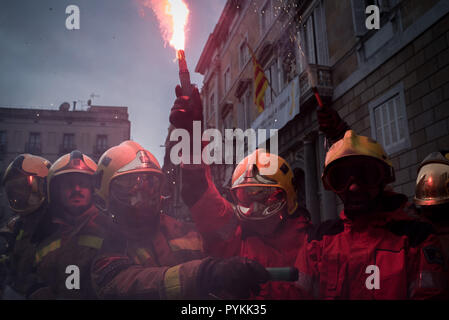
414, 151, 449, 273
90, 140, 269, 299
170, 85, 312, 299
32, 150, 106, 299
295, 130, 447, 299
0, 154, 52, 299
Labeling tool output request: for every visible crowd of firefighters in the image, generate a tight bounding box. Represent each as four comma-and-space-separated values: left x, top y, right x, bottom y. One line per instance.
0, 85, 448, 300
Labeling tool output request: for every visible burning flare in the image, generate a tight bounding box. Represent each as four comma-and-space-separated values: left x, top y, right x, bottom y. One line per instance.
141, 0, 190, 51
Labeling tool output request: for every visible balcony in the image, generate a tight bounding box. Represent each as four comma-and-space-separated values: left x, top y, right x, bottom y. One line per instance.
59, 144, 77, 155
299, 64, 333, 109
25, 143, 42, 155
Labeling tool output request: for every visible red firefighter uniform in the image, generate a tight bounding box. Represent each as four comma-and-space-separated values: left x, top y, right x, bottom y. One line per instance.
295, 193, 446, 299
413, 151, 449, 281
1, 154, 52, 297
90, 141, 269, 299
33, 150, 103, 299
91, 213, 207, 299
183, 150, 312, 300
7, 207, 51, 296
295, 131, 447, 299
35, 206, 107, 299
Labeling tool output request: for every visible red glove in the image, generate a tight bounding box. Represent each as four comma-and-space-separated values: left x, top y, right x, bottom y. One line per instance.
198, 257, 270, 299
317, 105, 349, 143
169, 85, 204, 133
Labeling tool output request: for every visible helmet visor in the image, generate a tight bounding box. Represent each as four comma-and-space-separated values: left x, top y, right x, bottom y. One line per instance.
232, 186, 286, 219
4, 175, 41, 212
415, 163, 449, 205
326, 158, 385, 192
110, 173, 161, 208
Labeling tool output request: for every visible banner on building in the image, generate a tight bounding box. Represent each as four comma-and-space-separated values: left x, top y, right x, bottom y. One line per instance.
251, 75, 300, 138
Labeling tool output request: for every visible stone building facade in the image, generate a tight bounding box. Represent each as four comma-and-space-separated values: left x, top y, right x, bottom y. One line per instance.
179, 0, 449, 223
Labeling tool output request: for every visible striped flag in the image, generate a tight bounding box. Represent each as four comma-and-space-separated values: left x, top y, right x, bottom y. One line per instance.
248, 45, 269, 113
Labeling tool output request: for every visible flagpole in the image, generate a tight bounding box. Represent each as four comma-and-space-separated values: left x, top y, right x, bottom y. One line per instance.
244, 40, 279, 98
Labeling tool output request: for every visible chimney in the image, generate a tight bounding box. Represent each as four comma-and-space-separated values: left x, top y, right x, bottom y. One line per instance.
73, 101, 77, 111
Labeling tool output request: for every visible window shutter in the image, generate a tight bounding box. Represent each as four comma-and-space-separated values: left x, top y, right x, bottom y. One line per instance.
351, 0, 367, 37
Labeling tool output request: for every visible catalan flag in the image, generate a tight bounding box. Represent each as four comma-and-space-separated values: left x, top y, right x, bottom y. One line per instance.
248, 44, 269, 113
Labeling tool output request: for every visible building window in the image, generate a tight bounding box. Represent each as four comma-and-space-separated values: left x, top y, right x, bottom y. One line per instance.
351, 0, 390, 37
369, 82, 410, 155
63, 134, 75, 149
96, 135, 108, 149
0, 131, 6, 156
222, 109, 234, 135
298, 1, 329, 72
29, 132, 40, 146
237, 86, 253, 130
239, 38, 249, 70
26, 132, 41, 154
264, 59, 280, 106
207, 93, 216, 128
95, 135, 108, 155
260, 0, 273, 34
224, 66, 231, 94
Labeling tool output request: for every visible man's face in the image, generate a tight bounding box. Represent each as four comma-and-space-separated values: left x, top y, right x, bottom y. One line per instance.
326, 157, 386, 217
59, 173, 92, 213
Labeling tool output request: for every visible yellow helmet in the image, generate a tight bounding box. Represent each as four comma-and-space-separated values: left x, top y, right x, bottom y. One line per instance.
322, 130, 395, 190
414, 151, 449, 206
231, 149, 298, 216
47, 150, 97, 203
94, 140, 163, 211
2, 154, 51, 215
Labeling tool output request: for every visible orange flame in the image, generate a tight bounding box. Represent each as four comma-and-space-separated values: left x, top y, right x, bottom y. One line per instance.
141, 0, 190, 51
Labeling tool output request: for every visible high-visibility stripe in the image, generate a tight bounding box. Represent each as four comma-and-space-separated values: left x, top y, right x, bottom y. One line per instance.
164, 265, 182, 299
35, 239, 61, 263
136, 248, 151, 264
168, 232, 203, 252
16, 229, 24, 241
78, 235, 103, 250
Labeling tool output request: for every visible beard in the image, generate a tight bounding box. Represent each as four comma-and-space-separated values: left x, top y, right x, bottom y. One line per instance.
109, 196, 161, 238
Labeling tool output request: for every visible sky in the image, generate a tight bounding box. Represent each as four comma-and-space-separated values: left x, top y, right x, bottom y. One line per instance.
0, 0, 226, 163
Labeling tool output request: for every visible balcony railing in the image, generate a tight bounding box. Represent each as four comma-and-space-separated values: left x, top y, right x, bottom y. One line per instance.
299, 64, 333, 108
59, 144, 77, 155
25, 143, 42, 155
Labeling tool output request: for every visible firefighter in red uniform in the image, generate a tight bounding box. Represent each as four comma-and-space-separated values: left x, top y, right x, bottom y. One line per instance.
90, 140, 269, 299
33, 150, 107, 299
414, 151, 449, 279
0, 154, 52, 299
169, 85, 312, 299
295, 130, 447, 299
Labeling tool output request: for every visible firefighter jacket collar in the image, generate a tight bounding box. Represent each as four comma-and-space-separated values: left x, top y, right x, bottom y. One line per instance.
339, 191, 411, 230
52, 205, 99, 237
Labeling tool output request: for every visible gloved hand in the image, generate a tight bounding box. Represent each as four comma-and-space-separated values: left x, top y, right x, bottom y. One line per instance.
317, 105, 349, 142
169, 85, 203, 132
198, 257, 270, 299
